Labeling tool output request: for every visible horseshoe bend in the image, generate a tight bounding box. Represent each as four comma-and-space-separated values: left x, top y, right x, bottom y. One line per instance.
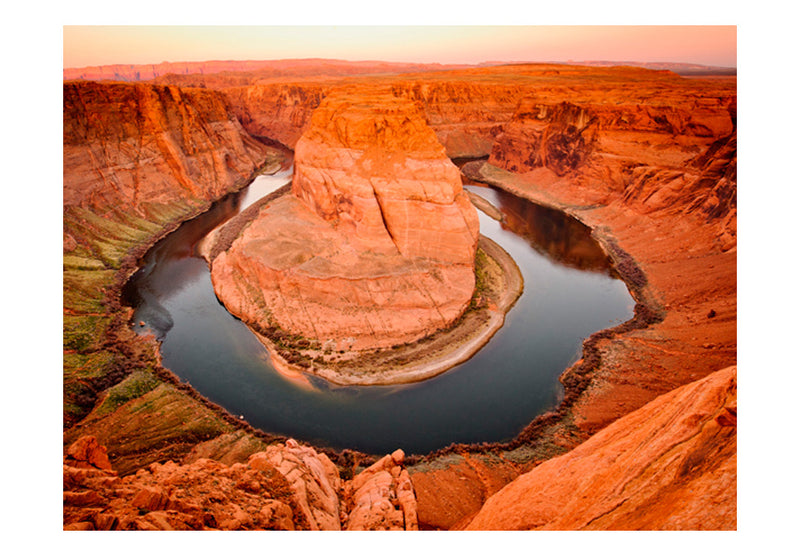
207, 92, 530, 386
62, 55, 737, 531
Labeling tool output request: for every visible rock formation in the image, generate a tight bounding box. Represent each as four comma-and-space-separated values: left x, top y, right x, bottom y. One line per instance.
210, 93, 479, 352
465, 366, 737, 530
342, 449, 418, 530
63, 436, 418, 531
63, 80, 272, 220
252, 439, 342, 530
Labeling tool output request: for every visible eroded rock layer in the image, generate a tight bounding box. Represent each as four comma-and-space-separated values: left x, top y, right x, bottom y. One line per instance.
63, 80, 271, 219
211, 93, 479, 351
465, 366, 737, 530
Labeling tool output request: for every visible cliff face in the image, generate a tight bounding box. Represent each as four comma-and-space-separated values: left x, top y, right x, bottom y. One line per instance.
292, 93, 479, 264
222, 83, 326, 148
62, 80, 284, 468
466, 366, 736, 530
63, 80, 271, 219
210, 93, 479, 352
487, 91, 736, 241
392, 80, 523, 158
220, 64, 735, 164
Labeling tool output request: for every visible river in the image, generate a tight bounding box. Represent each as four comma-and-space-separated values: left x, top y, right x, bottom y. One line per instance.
121, 163, 634, 455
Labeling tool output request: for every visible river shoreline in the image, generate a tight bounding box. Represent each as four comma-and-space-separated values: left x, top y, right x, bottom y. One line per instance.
248, 235, 524, 387
106, 154, 674, 465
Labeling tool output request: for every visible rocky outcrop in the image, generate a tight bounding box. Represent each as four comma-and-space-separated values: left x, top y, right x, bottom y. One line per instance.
343, 449, 418, 530
63, 436, 302, 531
211, 93, 479, 353
63, 80, 272, 220
251, 439, 342, 530
63, 436, 418, 531
466, 366, 737, 530
291, 93, 479, 264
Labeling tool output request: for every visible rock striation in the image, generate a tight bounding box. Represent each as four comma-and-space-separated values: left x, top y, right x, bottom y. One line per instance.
211, 93, 479, 352
63, 80, 272, 220
466, 366, 737, 530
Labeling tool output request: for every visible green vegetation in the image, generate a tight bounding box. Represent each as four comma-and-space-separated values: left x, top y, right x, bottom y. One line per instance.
62, 268, 115, 313
63, 314, 111, 353
65, 383, 237, 475
64, 206, 164, 269
92, 369, 161, 417
61, 196, 203, 429
63, 350, 118, 382
474, 248, 491, 295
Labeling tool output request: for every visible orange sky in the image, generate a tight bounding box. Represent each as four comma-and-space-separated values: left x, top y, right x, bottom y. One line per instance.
62, 25, 737, 69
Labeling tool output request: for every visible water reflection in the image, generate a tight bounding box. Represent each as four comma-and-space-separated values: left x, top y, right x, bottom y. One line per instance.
466, 185, 616, 275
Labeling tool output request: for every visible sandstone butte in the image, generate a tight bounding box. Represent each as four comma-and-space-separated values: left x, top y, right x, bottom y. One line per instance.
62, 62, 737, 530
210, 93, 480, 356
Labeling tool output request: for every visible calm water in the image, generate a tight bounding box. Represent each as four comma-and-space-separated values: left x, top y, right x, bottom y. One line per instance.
122, 169, 634, 455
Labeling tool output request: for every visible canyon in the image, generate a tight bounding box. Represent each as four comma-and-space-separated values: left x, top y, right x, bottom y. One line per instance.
62, 60, 736, 530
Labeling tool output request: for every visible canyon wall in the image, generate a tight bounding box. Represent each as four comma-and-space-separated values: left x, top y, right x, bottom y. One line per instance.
210, 93, 479, 352
63, 80, 272, 219
63, 80, 284, 470
487, 93, 736, 244
220, 79, 521, 158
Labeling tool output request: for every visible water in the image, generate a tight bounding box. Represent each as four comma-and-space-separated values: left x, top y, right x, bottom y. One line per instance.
122, 169, 634, 456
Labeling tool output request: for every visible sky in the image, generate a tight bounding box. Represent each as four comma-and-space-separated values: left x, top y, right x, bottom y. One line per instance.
63, 25, 736, 69
61, 0, 739, 71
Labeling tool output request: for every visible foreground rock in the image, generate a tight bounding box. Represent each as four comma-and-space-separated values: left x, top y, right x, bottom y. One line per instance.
343, 449, 418, 530
63, 436, 418, 531
466, 366, 737, 530
211, 93, 479, 355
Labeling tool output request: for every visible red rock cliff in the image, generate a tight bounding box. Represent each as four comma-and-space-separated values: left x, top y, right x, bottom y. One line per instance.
63, 80, 272, 219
